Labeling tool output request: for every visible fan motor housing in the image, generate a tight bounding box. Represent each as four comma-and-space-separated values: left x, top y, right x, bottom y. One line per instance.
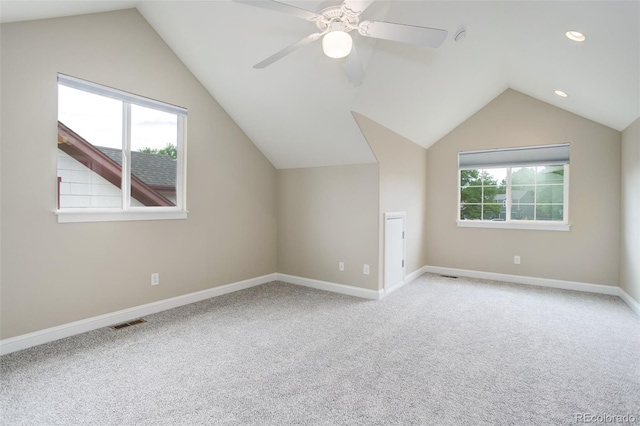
316, 5, 359, 33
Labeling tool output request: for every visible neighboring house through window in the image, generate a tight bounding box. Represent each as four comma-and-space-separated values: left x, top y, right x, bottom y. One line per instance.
56, 74, 187, 223
458, 144, 570, 231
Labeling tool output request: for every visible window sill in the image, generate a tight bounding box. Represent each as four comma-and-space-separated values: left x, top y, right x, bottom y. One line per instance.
457, 220, 570, 231
56, 209, 188, 223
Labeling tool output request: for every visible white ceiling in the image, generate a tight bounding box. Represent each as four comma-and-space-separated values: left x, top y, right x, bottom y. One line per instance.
2, 1, 639, 169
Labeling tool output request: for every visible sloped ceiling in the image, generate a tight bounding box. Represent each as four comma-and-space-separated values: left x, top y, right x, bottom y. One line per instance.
2, 1, 638, 169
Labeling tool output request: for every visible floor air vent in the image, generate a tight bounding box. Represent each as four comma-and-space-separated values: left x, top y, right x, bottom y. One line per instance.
110, 318, 147, 330
440, 274, 459, 279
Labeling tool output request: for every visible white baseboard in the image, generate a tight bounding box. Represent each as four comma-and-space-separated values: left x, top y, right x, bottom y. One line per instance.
405, 266, 430, 284
277, 273, 383, 300
0, 273, 277, 356
423, 265, 640, 317
382, 266, 428, 297
618, 288, 640, 317
424, 266, 619, 295
384, 280, 405, 297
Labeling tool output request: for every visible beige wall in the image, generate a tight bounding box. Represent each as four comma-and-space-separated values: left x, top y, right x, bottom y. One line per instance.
277, 165, 379, 290
426, 89, 621, 286
0, 10, 277, 339
621, 118, 640, 303
354, 113, 428, 287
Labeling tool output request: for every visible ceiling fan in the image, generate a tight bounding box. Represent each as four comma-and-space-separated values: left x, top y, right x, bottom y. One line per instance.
235, 0, 448, 83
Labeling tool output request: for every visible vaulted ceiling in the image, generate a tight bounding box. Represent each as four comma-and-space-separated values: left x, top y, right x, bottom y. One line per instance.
2, 1, 638, 169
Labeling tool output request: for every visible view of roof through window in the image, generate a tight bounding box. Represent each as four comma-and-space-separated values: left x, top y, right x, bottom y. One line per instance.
57, 82, 181, 209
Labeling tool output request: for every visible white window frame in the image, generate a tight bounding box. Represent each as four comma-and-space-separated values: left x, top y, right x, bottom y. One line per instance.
56, 74, 188, 223
457, 144, 570, 232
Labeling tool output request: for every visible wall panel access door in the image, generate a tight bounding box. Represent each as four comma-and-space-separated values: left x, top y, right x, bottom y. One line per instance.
384, 212, 406, 292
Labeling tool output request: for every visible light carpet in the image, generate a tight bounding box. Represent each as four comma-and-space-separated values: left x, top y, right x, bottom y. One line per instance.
2, 274, 639, 425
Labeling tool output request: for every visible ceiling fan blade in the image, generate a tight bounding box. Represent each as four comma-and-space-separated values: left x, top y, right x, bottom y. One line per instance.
343, 44, 365, 84
234, 0, 320, 21
342, 0, 376, 15
359, 20, 448, 48
253, 33, 321, 69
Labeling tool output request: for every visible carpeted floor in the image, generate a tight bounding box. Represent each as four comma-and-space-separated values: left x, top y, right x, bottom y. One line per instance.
1, 273, 639, 425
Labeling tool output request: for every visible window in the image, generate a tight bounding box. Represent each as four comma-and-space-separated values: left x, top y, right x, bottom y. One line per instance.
458, 144, 569, 231
56, 74, 187, 223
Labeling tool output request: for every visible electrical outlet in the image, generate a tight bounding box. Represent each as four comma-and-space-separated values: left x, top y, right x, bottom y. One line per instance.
514, 256, 521, 265
363, 264, 370, 275
151, 273, 160, 286
339, 262, 345, 272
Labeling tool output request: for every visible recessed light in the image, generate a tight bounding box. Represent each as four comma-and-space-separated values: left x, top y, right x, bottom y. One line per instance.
566, 31, 586, 42
555, 90, 568, 98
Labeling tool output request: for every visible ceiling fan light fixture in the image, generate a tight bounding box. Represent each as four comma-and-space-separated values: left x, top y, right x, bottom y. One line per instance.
322, 30, 353, 59
565, 30, 586, 42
